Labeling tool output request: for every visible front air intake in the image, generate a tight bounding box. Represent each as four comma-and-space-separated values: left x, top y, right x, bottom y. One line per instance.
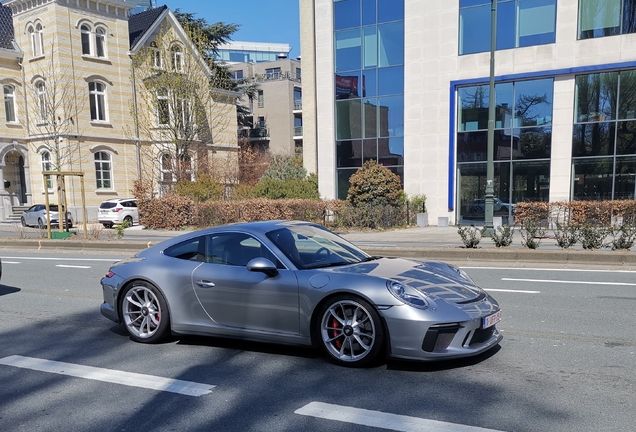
422, 323, 461, 352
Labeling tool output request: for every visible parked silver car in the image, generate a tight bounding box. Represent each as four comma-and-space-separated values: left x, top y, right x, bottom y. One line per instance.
21, 204, 74, 229
101, 221, 502, 367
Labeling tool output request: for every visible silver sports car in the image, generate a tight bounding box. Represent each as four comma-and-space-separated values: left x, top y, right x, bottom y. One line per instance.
100, 221, 502, 367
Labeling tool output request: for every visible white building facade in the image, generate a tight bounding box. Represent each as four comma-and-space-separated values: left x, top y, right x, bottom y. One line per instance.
301, 0, 636, 224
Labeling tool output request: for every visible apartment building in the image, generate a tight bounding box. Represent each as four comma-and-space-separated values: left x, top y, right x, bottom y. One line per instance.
300, 0, 636, 224
229, 57, 303, 157
0, 0, 238, 222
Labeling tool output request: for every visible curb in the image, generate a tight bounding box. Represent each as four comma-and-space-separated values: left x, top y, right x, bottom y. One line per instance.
0, 239, 157, 252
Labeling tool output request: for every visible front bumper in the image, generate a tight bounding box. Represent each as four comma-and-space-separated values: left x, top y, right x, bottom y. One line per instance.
100, 274, 124, 323
381, 305, 503, 361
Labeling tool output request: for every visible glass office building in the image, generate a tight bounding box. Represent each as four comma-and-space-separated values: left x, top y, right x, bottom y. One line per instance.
301, 0, 636, 224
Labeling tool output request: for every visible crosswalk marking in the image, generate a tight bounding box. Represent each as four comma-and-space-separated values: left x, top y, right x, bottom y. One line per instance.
0, 355, 215, 397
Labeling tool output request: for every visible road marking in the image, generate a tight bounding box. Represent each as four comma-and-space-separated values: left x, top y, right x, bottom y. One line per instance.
0, 355, 214, 397
462, 266, 636, 274
485, 288, 540, 294
1, 261, 21, 264
502, 278, 636, 286
55, 264, 91, 269
295, 402, 506, 432
0, 256, 119, 262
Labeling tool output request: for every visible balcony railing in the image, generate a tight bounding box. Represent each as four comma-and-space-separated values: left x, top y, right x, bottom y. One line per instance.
253, 71, 301, 83
294, 126, 303, 137
238, 127, 270, 139
294, 101, 302, 110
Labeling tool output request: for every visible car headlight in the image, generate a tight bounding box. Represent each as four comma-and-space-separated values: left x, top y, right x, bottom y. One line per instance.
387, 281, 429, 310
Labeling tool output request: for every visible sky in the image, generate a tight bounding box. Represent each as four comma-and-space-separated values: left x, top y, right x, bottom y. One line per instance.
160, 0, 302, 59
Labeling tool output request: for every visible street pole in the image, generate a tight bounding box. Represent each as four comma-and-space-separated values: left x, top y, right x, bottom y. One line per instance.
484, 0, 497, 236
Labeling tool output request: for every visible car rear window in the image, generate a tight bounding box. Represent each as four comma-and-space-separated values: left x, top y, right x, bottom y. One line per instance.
48, 205, 59, 211
100, 202, 117, 209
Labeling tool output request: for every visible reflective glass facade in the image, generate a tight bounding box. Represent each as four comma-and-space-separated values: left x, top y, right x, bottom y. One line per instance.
334, 0, 404, 199
578, 0, 636, 39
457, 78, 554, 223
459, 0, 557, 55
572, 70, 636, 200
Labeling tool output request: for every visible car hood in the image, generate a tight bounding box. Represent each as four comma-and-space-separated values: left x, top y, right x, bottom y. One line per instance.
326, 257, 484, 304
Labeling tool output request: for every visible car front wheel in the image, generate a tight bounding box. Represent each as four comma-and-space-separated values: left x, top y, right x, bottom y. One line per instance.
21, 216, 27, 227
120, 281, 170, 343
317, 296, 385, 367
37, 218, 44, 229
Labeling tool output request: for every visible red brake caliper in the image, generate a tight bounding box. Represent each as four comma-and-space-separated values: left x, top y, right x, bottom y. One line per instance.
330, 311, 343, 349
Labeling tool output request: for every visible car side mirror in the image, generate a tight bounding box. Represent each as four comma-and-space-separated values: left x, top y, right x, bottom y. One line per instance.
246, 257, 279, 277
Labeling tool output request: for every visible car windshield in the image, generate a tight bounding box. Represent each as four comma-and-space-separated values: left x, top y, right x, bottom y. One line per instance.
266, 225, 370, 270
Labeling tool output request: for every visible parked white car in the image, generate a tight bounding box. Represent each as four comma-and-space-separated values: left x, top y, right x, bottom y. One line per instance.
98, 198, 139, 228
21, 204, 74, 229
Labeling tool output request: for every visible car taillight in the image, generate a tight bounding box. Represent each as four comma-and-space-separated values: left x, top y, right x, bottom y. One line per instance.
113, 208, 122, 212
104, 270, 115, 278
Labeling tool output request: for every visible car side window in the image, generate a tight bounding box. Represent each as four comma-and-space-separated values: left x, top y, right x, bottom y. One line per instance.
164, 236, 206, 262
206, 233, 283, 268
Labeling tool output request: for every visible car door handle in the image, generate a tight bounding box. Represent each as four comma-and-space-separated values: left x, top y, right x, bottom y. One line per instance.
196, 280, 216, 288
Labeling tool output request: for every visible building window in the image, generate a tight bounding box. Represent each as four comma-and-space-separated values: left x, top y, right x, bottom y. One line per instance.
41, 151, 52, 189
578, 0, 636, 39
81, 25, 91, 55
458, 0, 557, 55
36, 81, 47, 123
233, 70, 244, 80
257, 90, 264, 108
151, 41, 161, 68
89, 82, 107, 121
171, 45, 183, 71
456, 78, 554, 223
333, 0, 405, 198
95, 27, 106, 57
265, 67, 281, 79
29, 23, 44, 57
94, 151, 112, 189
572, 69, 636, 200
157, 89, 169, 125
160, 153, 174, 183
4, 85, 16, 122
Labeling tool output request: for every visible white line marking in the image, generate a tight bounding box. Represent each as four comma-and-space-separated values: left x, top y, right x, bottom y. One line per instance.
485, 288, 540, 294
0, 256, 119, 262
55, 264, 91, 269
462, 266, 636, 273
502, 278, 636, 286
1, 261, 21, 264
295, 402, 506, 432
0, 355, 214, 397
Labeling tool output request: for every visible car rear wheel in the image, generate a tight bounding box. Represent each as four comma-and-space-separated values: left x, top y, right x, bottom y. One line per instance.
317, 296, 385, 367
120, 281, 170, 343
123, 215, 133, 226
103, 223, 113, 229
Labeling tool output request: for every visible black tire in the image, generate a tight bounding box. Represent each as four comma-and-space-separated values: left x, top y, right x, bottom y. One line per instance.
103, 223, 113, 229
120, 281, 170, 343
37, 218, 44, 229
314, 295, 385, 367
123, 215, 133, 226
21, 216, 27, 227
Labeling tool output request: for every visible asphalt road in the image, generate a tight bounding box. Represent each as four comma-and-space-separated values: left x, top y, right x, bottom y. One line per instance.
0, 251, 634, 432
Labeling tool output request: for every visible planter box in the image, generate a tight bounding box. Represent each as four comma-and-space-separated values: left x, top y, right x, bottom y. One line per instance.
50, 231, 76, 240
416, 213, 428, 227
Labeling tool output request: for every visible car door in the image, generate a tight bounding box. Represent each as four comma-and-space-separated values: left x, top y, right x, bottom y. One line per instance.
23, 205, 38, 226
191, 232, 300, 335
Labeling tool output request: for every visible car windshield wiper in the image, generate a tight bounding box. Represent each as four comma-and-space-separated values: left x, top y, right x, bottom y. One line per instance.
305, 261, 351, 269
359, 256, 381, 262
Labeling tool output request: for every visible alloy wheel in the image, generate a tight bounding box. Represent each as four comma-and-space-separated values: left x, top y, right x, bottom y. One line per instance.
320, 299, 376, 363
122, 285, 162, 339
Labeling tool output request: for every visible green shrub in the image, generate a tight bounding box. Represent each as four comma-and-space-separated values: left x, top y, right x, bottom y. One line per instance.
334, 202, 408, 230
457, 225, 482, 248
254, 178, 320, 200
609, 223, 636, 250
408, 194, 427, 214
260, 154, 307, 181
347, 160, 403, 206
554, 221, 579, 249
491, 225, 513, 247
579, 224, 609, 250
174, 174, 223, 202
520, 219, 545, 249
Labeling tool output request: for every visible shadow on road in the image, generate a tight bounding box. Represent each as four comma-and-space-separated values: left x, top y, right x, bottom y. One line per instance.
0, 284, 20, 296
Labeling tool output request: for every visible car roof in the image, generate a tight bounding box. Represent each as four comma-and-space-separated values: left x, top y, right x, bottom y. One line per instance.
102, 198, 136, 203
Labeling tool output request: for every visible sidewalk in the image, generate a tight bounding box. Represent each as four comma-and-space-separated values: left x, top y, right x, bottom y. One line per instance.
0, 222, 634, 268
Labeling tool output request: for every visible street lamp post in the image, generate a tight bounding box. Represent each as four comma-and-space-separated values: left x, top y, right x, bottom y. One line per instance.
484, 0, 497, 236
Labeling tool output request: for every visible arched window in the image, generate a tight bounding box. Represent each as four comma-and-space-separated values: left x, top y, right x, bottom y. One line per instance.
95, 27, 106, 57
94, 151, 112, 189
36, 81, 47, 122
171, 45, 183, 71
81, 25, 91, 55
4, 85, 16, 122
29, 25, 44, 57
89, 82, 107, 121
41, 151, 52, 189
